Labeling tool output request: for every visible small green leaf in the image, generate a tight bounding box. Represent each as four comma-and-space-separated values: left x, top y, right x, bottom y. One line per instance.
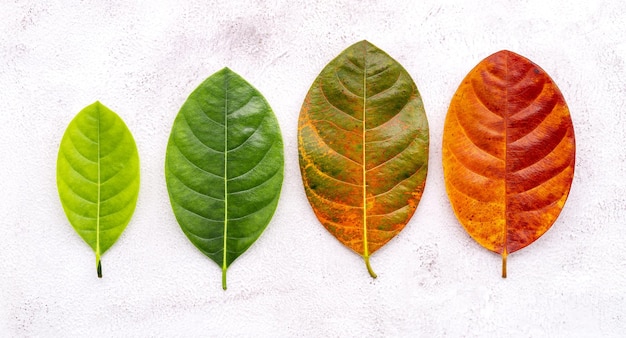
57, 101, 140, 278
165, 68, 284, 290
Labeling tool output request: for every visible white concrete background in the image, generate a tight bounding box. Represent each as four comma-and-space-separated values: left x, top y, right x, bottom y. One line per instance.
0, 0, 624, 336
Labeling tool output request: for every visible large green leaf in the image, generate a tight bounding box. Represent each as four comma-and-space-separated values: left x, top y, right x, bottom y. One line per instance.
298, 40, 429, 277
57, 101, 140, 278
165, 68, 284, 290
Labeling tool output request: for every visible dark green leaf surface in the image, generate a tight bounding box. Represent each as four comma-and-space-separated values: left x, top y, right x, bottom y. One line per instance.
165, 68, 284, 290
57, 101, 140, 278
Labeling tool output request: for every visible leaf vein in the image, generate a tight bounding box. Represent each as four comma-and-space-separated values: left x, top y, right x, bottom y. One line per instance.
228, 168, 280, 194
368, 204, 411, 218
446, 174, 496, 203
365, 87, 412, 133
227, 194, 278, 221
317, 79, 361, 123
508, 101, 558, 145
62, 202, 96, 219
227, 94, 255, 116
183, 229, 222, 242
173, 198, 223, 223
367, 64, 391, 78
182, 110, 224, 153
446, 143, 500, 180
303, 177, 360, 209
75, 125, 98, 144
367, 71, 401, 99
65, 137, 98, 164
336, 72, 363, 98
168, 168, 225, 202
510, 192, 565, 214
366, 136, 421, 172
308, 122, 362, 166
301, 155, 360, 187
228, 115, 267, 152
309, 118, 358, 134
508, 157, 573, 195
188, 98, 225, 126
99, 179, 137, 204
171, 139, 223, 179
227, 140, 276, 181
62, 152, 97, 184
470, 81, 505, 119
370, 161, 426, 199
452, 110, 504, 162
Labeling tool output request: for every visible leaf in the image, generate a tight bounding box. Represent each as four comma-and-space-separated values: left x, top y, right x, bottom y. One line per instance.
165, 68, 284, 290
298, 40, 429, 278
57, 101, 140, 278
442, 50, 576, 277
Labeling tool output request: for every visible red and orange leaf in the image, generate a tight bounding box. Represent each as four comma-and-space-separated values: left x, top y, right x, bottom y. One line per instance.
298, 40, 429, 278
442, 50, 575, 277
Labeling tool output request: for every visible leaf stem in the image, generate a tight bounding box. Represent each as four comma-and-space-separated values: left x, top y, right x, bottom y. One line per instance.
222, 266, 227, 290
501, 249, 507, 278
364, 256, 377, 278
96, 254, 102, 278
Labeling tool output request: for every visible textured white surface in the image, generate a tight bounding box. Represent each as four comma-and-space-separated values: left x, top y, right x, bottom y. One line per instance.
1, 0, 625, 336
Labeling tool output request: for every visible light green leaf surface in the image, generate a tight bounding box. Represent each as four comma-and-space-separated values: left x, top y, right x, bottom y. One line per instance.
57, 101, 140, 278
165, 68, 284, 290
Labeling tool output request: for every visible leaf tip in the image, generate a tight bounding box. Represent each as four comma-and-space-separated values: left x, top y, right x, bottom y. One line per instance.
216, 67, 242, 82
89, 100, 111, 114
355, 39, 374, 49
490, 49, 527, 63
218, 67, 236, 77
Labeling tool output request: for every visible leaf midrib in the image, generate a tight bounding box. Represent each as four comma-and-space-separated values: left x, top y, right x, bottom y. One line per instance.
360, 45, 371, 275
96, 104, 102, 277
222, 72, 229, 290
503, 54, 510, 276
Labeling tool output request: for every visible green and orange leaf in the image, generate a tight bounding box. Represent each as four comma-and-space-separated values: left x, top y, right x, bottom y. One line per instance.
442, 50, 575, 277
298, 40, 429, 277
